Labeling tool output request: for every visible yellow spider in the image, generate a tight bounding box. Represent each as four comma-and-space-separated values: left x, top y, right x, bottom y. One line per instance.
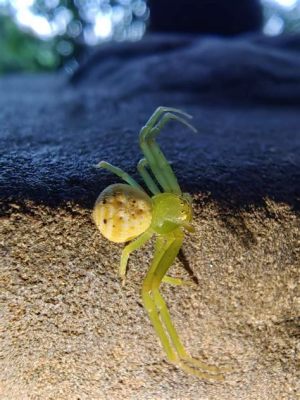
93, 107, 225, 380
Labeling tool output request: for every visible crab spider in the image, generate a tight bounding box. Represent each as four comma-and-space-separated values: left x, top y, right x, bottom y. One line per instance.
93, 107, 226, 380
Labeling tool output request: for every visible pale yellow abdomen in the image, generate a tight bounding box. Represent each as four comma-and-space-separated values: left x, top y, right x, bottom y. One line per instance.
93, 184, 152, 243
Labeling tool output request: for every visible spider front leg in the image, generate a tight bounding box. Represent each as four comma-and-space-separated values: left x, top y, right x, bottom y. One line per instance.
139, 108, 197, 194
153, 231, 191, 287
142, 230, 225, 380
143, 106, 193, 130
137, 158, 161, 195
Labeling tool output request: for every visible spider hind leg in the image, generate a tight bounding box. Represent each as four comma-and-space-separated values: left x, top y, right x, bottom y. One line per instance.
96, 161, 143, 190
120, 230, 153, 285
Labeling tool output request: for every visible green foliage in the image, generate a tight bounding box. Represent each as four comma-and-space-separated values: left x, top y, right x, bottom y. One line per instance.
0, 0, 148, 74
0, 15, 60, 73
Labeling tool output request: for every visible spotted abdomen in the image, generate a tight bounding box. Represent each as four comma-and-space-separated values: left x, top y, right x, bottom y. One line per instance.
93, 184, 152, 243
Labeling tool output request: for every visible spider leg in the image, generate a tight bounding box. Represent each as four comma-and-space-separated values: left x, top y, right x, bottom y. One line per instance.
120, 229, 153, 285
162, 276, 191, 286
137, 158, 161, 195
139, 112, 197, 194
153, 112, 197, 135
144, 106, 193, 130
144, 236, 190, 286
139, 127, 173, 193
96, 161, 144, 191
142, 235, 179, 363
143, 230, 225, 380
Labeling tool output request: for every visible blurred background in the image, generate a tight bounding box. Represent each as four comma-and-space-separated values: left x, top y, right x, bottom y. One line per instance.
0, 0, 299, 74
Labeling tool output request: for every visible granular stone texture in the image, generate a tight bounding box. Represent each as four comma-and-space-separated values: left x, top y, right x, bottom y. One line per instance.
0, 34, 299, 399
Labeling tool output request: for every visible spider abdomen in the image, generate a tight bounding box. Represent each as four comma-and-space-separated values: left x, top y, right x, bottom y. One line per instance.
93, 183, 152, 243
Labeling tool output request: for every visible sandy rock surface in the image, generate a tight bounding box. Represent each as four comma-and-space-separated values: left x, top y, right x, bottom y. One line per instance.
0, 34, 299, 399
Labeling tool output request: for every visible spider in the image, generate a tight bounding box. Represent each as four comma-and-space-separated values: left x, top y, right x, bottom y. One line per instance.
93, 107, 226, 380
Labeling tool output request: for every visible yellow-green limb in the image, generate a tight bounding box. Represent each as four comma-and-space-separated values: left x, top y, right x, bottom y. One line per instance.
96, 161, 144, 192
139, 107, 197, 195
141, 230, 225, 380
137, 158, 161, 195
140, 125, 181, 194
162, 276, 191, 286
120, 230, 153, 285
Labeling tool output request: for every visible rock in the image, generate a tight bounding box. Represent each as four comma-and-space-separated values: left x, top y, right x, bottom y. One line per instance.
148, 0, 263, 35
0, 34, 299, 399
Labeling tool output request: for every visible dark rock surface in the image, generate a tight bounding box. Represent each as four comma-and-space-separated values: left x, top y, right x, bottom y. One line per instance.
148, 0, 263, 35
1, 34, 299, 399
1, 34, 300, 214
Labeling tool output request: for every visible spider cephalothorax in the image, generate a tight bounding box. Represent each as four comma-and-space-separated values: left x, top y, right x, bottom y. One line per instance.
93, 107, 227, 380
